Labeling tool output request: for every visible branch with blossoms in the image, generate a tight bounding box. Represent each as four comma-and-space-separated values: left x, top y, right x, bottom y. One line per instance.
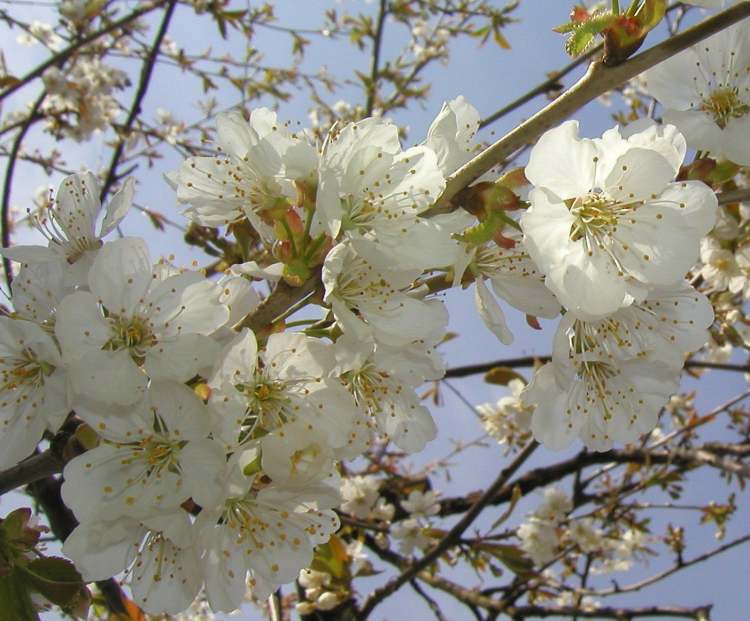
2, 1, 750, 621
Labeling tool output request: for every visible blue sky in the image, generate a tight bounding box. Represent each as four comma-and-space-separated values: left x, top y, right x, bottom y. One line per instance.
2, 1, 749, 619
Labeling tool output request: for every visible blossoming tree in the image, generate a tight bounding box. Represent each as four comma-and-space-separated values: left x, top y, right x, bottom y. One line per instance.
1, 1, 750, 620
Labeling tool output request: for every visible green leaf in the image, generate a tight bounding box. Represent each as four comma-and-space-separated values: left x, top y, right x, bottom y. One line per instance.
454, 208, 517, 246
0, 571, 39, 621
21, 557, 86, 608
310, 536, 350, 582
633, 0, 666, 31
476, 543, 534, 576
488, 485, 523, 531
564, 13, 616, 56
484, 367, 526, 386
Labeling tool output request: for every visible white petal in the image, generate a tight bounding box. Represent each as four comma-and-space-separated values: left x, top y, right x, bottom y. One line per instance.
604, 147, 676, 202
145, 333, 219, 383
88, 238, 152, 316
525, 120, 598, 199
474, 278, 513, 345
100, 177, 135, 237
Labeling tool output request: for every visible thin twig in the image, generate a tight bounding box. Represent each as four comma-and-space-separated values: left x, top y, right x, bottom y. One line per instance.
0, 1, 167, 102
443, 357, 750, 379
479, 45, 601, 130
100, 0, 178, 201
357, 440, 539, 620
1, 91, 46, 291
365, 0, 388, 117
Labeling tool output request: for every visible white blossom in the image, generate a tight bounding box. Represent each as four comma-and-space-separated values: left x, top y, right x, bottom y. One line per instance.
521, 121, 717, 319
0, 317, 69, 469
172, 109, 317, 234
55, 238, 227, 405
641, 20, 750, 164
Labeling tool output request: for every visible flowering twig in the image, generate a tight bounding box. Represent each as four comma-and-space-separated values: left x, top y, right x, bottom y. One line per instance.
357, 440, 539, 620
435, 2, 750, 209
0, 1, 167, 102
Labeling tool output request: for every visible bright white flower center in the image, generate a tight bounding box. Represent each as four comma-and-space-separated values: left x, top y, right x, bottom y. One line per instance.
344, 361, 390, 413
474, 245, 536, 279
222, 498, 303, 561
571, 360, 639, 431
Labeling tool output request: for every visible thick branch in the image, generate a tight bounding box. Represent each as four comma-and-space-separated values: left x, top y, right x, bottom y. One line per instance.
435, 2, 750, 209
28, 476, 128, 614
438, 444, 750, 518
479, 45, 601, 130
0, 449, 64, 496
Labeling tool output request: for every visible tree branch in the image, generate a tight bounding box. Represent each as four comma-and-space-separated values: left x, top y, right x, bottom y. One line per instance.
365, 0, 388, 117
357, 441, 538, 620
0, 449, 64, 496
434, 2, 750, 209
587, 532, 750, 597
479, 45, 601, 130
1, 91, 45, 291
505, 604, 713, 619
443, 357, 750, 379
239, 270, 322, 334
0, 1, 168, 102
28, 476, 129, 615
100, 0, 178, 200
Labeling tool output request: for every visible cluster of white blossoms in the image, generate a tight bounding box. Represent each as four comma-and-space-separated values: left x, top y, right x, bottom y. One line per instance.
518, 486, 650, 574
519, 119, 718, 450
2, 22, 748, 612
41, 57, 129, 141
0, 101, 484, 615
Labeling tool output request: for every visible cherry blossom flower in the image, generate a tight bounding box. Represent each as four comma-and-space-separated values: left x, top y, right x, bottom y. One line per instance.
641, 20, 750, 165
314, 116, 458, 271
2, 173, 134, 286
196, 452, 340, 612
55, 237, 228, 405
63, 511, 202, 615
61, 381, 225, 521
522, 358, 680, 451
171, 109, 317, 234
0, 317, 69, 469
322, 241, 448, 347
521, 121, 717, 319
208, 329, 367, 457
334, 333, 441, 451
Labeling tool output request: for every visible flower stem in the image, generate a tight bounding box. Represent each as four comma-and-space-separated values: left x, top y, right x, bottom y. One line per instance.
612, 0, 620, 14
